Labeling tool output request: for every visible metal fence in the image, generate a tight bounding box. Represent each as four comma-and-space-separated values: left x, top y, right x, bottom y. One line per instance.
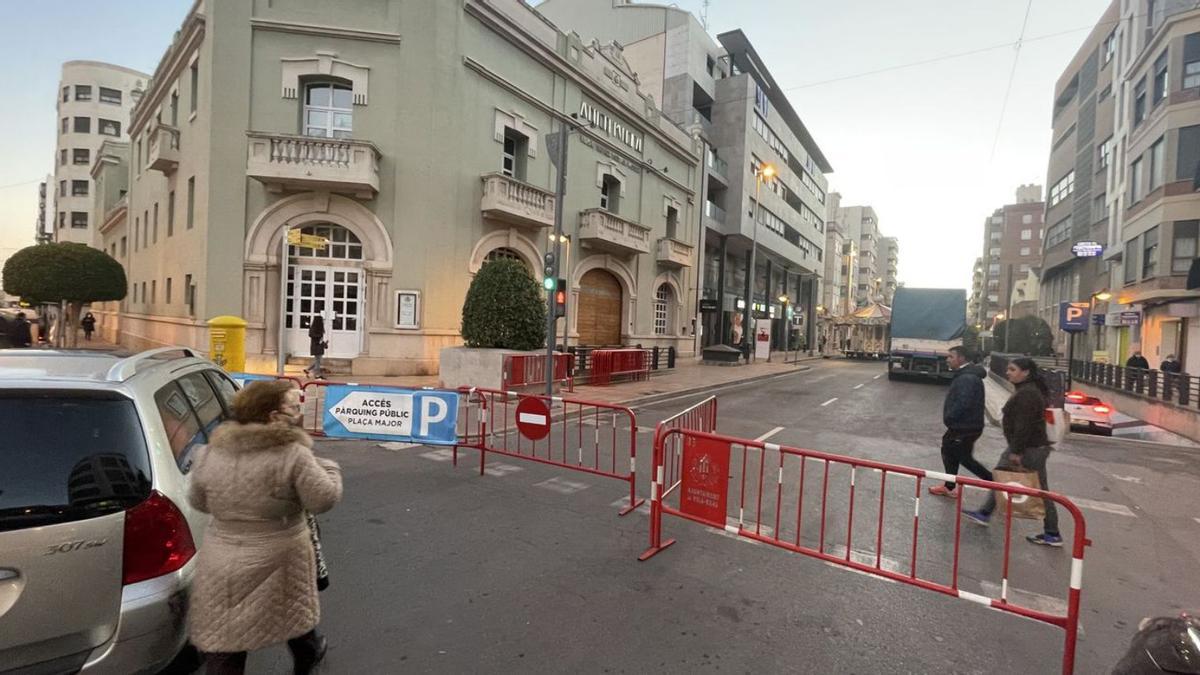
988, 353, 1066, 408
1070, 360, 1198, 410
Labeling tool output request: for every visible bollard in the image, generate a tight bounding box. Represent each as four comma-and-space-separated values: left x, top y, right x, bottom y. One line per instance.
207, 315, 248, 373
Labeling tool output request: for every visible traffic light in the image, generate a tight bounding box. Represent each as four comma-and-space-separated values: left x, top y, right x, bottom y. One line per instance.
543, 252, 557, 290
554, 278, 567, 317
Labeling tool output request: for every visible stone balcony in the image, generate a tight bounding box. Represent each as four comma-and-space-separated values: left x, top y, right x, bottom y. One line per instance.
656, 237, 694, 267
480, 172, 555, 229
246, 131, 381, 198
578, 208, 652, 256
147, 125, 180, 174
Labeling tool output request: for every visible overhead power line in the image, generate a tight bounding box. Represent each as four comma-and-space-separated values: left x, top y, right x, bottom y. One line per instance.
990, 0, 1036, 162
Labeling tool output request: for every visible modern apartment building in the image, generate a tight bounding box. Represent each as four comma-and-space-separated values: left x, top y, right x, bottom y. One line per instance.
979, 186, 1044, 326
53, 61, 148, 245
1096, 0, 1200, 370
1039, 1, 1119, 358
537, 0, 832, 353
880, 236, 899, 305
830, 202, 891, 307
95, 0, 701, 375
968, 257, 985, 326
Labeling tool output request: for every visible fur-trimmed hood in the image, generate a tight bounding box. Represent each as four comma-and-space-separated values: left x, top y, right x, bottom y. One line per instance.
209, 422, 313, 452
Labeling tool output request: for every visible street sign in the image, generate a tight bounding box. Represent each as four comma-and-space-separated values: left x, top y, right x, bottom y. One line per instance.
321, 385, 458, 444
287, 230, 329, 250
1118, 310, 1141, 325
516, 396, 551, 441
1071, 241, 1104, 257
699, 298, 719, 313
1092, 313, 1106, 325
678, 434, 731, 528
545, 131, 566, 170
1058, 302, 1090, 332
754, 318, 771, 360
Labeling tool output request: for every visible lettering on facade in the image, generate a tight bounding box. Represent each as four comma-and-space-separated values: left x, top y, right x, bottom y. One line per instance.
579, 100, 644, 153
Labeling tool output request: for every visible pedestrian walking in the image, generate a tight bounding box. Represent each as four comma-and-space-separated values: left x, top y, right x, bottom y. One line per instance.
304, 315, 327, 379
1125, 350, 1150, 370
7, 312, 33, 348
1160, 354, 1183, 401
81, 312, 96, 342
963, 357, 1063, 547
929, 346, 991, 497
1160, 354, 1182, 373
186, 379, 342, 674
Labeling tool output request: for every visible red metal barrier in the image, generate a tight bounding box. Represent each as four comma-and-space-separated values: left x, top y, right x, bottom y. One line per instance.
589, 348, 651, 386
640, 427, 1090, 674
502, 353, 574, 392
456, 386, 643, 515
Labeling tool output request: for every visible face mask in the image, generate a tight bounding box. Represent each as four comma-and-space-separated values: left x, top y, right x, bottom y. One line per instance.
272, 410, 303, 427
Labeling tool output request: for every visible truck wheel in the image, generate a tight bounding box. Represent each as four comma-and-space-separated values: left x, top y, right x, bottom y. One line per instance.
887, 369, 897, 381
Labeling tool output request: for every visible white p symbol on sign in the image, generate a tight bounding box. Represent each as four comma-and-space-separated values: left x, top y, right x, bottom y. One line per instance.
420, 396, 449, 437
1066, 306, 1084, 322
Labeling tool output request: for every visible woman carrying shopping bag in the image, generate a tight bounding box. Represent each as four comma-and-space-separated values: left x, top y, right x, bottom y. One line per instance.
962, 357, 1063, 547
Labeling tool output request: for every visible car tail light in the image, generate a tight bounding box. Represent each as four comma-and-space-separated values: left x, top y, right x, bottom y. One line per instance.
1066, 392, 1087, 403
1093, 405, 1111, 415
122, 491, 196, 586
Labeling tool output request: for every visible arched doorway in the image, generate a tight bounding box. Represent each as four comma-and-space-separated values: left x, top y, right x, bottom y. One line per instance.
577, 269, 622, 346
483, 246, 532, 275
285, 223, 364, 358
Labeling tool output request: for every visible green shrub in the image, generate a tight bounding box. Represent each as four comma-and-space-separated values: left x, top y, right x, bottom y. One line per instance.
3, 243, 126, 303
460, 259, 545, 350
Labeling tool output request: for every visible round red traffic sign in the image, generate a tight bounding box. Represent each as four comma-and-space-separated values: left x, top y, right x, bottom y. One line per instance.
515, 396, 551, 441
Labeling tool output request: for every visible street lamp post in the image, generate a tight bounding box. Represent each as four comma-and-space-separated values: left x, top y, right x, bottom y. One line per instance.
744, 164, 775, 362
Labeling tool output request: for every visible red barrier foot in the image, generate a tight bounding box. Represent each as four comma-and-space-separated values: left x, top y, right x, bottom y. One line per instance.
638, 538, 676, 561
618, 497, 646, 517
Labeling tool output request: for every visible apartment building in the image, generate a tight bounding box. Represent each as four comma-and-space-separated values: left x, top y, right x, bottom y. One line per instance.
96, 0, 701, 375
52, 61, 148, 245
968, 257, 985, 326
979, 185, 1045, 326
830, 202, 891, 307
880, 236, 899, 305
1098, 0, 1200, 370
537, 0, 832, 353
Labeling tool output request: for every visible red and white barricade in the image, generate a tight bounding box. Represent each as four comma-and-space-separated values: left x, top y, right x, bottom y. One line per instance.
502, 353, 574, 392
588, 348, 651, 386
640, 427, 1090, 675
456, 387, 643, 515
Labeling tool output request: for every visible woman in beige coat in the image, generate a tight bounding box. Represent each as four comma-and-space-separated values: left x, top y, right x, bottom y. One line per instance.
188, 379, 343, 674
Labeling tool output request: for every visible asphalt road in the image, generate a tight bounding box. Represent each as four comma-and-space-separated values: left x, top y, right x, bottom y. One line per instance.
245, 358, 1200, 674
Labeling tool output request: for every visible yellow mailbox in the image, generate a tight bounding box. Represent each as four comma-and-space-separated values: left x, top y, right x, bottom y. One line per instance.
207, 315, 247, 372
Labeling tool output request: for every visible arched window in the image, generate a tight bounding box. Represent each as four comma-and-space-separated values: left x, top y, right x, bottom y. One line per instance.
288, 224, 362, 260
654, 284, 674, 335
304, 83, 353, 138
483, 246, 531, 275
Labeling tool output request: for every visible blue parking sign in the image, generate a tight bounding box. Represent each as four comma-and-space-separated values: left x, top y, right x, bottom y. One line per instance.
228, 372, 277, 388
1058, 302, 1090, 333
320, 385, 459, 445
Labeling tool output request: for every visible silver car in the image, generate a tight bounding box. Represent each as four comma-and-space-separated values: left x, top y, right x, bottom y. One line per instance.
1, 348, 238, 674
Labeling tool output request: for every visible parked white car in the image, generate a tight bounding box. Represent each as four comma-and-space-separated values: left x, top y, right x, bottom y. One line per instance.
1064, 391, 1114, 436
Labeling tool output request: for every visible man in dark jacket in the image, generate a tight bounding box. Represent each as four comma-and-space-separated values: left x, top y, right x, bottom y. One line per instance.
1126, 351, 1150, 369
929, 346, 992, 497
7, 313, 33, 348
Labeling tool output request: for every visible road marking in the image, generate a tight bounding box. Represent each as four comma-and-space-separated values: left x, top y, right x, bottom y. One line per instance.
379, 442, 421, 451
979, 581, 1083, 635
419, 449, 455, 461
821, 398, 838, 407
1193, 517, 1200, 526
755, 426, 785, 442
1069, 496, 1137, 517
853, 384, 864, 390
874, 374, 882, 379
610, 497, 651, 515
483, 463, 523, 477
534, 477, 590, 494
1110, 474, 1144, 484
1149, 457, 1186, 465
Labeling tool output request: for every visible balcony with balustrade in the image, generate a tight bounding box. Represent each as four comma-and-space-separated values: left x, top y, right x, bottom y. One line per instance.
578, 209, 652, 256
246, 131, 381, 198
148, 125, 179, 174
656, 237, 694, 267
480, 172, 556, 229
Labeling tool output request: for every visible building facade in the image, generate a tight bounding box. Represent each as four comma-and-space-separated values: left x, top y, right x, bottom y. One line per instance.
53, 61, 148, 246
97, 0, 702, 375
1097, 0, 1200, 370
880, 236, 899, 305
979, 186, 1044, 327
537, 0, 832, 353
1039, 1, 1118, 359
968, 257, 984, 326
830, 202, 891, 307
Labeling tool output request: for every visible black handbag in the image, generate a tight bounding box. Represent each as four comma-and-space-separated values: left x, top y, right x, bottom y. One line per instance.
306, 512, 330, 591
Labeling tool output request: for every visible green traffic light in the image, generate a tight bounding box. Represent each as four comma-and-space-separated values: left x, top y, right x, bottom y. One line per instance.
543, 277, 556, 290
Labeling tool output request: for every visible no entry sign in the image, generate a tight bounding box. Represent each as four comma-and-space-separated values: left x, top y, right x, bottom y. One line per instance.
679, 434, 731, 528
516, 396, 551, 441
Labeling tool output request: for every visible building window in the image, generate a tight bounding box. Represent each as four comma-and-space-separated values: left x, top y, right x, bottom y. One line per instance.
98, 118, 120, 137
1130, 157, 1144, 202
74, 85, 91, 102
141, 282, 147, 305
288, 223, 363, 260
98, 87, 121, 105
151, 280, 157, 305
185, 274, 194, 313
1048, 170, 1074, 207
989, 246, 1001, 257
153, 203, 159, 244
59, 149, 67, 165
58, 212, 65, 229
1094, 193, 1108, 222
1133, 77, 1146, 126
133, 283, 138, 303
134, 216, 139, 250
1185, 34, 1200, 88
136, 139, 142, 174
170, 91, 179, 126
168, 191, 175, 236
71, 180, 88, 197
501, 128, 528, 180
143, 211, 149, 246
189, 61, 199, 113
1142, 226, 1159, 278
1022, 214, 1033, 224
1177, 125, 1200, 182
186, 177, 195, 228
1124, 242, 1137, 284
1149, 137, 1165, 191
600, 174, 621, 213
120, 236, 126, 257
1103, 30, 1117, 65
1020, 247, 1031, 256
483, 247, 526, 269
654, 284, 674, 335
60, 117, 68, 134
666, 206, 679, 240
59, 180, 66, 197
61, 86, 69, 103
1046, 216, 1072, 248
303, 83, 352, 139
1021, 229, 1032, 240
73, 148, 89, 165
1153, 51, 1169, 105
1173, 220, 1198, 273
1019, 264, 1031, 274
166, 277, 173, 304
988, 264, 1001, 275
70, 212, 88, 229
1098, 136, 1112, 170
73, 117, 90, 133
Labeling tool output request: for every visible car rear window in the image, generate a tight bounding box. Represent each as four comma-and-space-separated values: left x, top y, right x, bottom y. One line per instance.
0, 390, 152, 533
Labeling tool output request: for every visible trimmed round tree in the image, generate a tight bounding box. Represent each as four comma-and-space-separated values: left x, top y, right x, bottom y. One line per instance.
3, 243, 127, 346
461, 259, 545, 351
